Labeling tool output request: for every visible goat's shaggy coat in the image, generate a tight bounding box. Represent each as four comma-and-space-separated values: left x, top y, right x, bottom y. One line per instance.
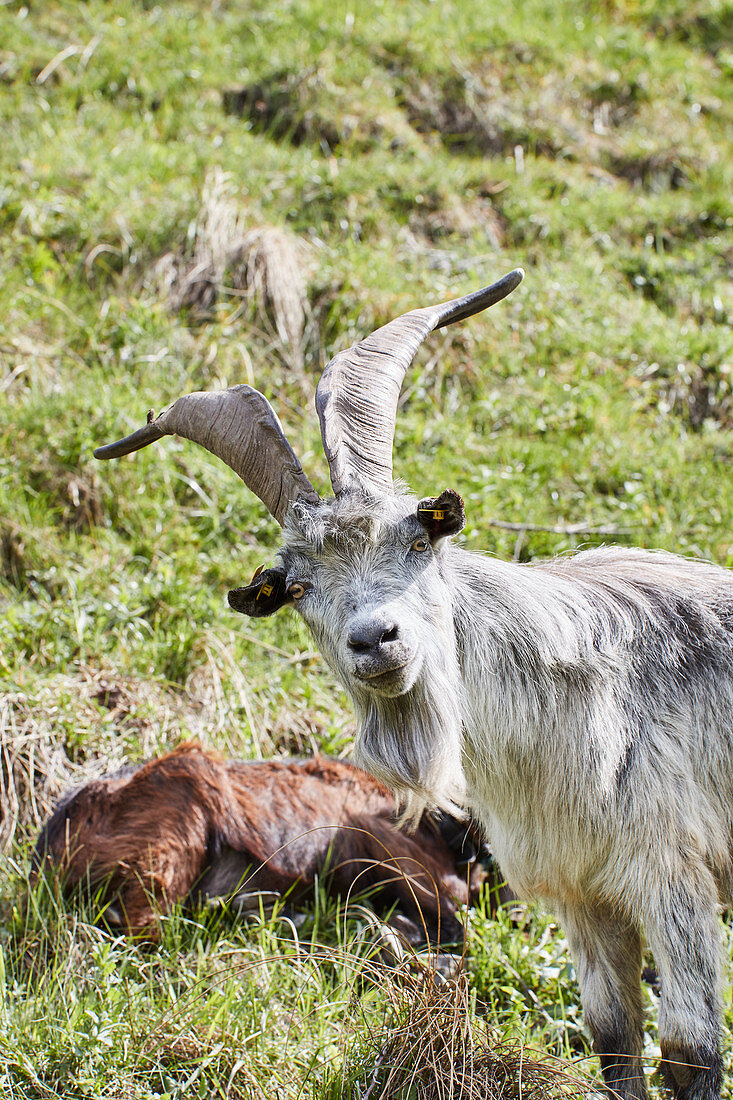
93, 271, 730, 1100
266, 494, 733, 1100
33, 742, 486, 944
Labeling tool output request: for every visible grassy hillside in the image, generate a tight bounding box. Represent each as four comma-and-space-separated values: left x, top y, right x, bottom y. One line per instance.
1, 0, 732, 1095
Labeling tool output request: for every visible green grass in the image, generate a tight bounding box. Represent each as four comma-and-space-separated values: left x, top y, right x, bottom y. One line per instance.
0, 868, 601, 1099
1, 0, 733, 1094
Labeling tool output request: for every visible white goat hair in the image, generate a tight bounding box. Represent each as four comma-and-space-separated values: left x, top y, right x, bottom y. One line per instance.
95, 271, 730, 1100
283, 499, 732, 1100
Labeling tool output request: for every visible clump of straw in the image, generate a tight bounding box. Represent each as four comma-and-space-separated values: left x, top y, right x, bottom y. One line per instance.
330, 944, 595, 1100
154, 168, 310, 368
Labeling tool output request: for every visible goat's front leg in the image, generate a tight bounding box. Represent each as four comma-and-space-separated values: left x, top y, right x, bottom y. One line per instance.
559, 903, 648, 1100
642, 869, 722, 1100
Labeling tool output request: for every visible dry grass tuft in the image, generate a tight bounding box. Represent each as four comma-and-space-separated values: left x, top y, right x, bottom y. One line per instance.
227, 225, 309, 359
259, 704, 347, 759
0, 663, 231, 848
154, 169, 309, 367
1, 694, 86, 849
0, 644, 322, 848
337, 961, 594, 1100
1, 676, 149, 849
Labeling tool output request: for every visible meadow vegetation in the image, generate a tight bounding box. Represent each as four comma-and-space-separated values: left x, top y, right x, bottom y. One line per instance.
1, 0, 732, 1095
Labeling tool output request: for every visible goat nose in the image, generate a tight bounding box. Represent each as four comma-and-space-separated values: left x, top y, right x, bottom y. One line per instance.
347, 621, 400, 654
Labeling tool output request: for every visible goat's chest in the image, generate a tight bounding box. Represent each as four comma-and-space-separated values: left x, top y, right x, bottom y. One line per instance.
461, 724, 616, 905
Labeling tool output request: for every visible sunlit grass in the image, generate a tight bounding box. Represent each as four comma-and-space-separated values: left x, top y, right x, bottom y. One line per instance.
1, 0, 732, 1094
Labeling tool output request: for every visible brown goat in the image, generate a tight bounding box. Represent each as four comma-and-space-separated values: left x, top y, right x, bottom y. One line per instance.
33, 742, 498, 943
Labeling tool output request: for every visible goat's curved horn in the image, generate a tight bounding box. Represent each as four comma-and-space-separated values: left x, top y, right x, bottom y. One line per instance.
316, 268, 523, 496
94, 385, 319, 526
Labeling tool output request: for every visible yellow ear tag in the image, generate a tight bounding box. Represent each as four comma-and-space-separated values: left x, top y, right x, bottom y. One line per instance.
257, 582, 274, 600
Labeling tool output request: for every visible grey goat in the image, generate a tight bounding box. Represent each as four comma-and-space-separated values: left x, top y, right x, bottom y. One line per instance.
96, 269, 732, 1100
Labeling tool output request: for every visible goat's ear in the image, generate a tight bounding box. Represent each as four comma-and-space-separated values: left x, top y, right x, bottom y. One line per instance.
228, 566, 291, 618
416, 489, 466, 539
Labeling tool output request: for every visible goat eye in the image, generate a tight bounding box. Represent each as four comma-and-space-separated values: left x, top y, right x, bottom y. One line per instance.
288, 582, 307, 599
411, 537, 430, 553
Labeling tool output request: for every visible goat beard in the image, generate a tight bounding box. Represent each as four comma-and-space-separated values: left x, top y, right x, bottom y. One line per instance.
350, 657, 466, 826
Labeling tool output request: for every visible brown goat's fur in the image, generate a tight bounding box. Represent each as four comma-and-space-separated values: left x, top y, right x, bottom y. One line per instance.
33, 742, 492, 942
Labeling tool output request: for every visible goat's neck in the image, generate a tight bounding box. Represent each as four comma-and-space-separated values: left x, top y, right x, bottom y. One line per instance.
447, 547, 599, 746
449, 546, 568, 657
446, 548, 610, 861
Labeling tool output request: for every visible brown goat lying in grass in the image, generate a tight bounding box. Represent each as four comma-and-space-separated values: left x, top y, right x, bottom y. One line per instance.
33, 742, 498, 944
